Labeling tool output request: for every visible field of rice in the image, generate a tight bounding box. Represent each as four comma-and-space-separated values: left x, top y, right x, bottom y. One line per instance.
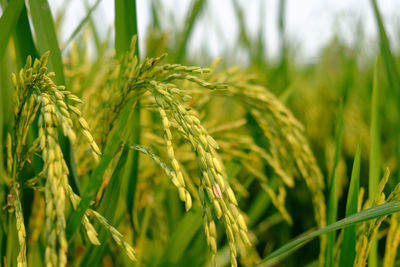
1, 0, 400, 266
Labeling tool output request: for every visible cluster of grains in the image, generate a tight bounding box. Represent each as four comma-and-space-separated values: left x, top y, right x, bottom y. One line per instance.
178, 66, 328, 263
215, 133, 294, 225
157, 106, 192, 211
7, 56, 42, 267
20, 52, 99, 266
95, 39, 251, 266
231, 77, 325, 228
38, 92, 70, 267
7, 52, 134, 266
150, 82, 251, 267
97, 37, 143, 146
88, 210, 136, 261
97, 38, 223, 146
383, 213, 400, 267
234, 83, 327, 263
185, 67, 328, 260
66, 185, 100, 245
13, 187, 27, 267
354, 169, 400, 267
5, 135, 27, 267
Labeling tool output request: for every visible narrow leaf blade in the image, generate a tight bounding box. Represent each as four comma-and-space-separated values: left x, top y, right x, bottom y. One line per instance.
338, 142, 361, 267
325, 101, 344, 267
257, 201, 400, 266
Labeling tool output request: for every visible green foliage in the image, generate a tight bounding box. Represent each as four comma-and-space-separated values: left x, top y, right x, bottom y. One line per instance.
1, 1, 400, 267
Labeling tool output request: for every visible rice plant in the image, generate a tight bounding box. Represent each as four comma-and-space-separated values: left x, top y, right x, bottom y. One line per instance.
2, 0, 400, 267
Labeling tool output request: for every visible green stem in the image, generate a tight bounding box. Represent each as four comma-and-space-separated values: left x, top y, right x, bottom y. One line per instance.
370, 0, 400, 184
114, 0, 140, 236
126, 108, 140, 219
278, 0, 289, 90
368, 61, 381, 267
176, 0, 206, 63
114, 0, 139, 57
325, 102, 343, 267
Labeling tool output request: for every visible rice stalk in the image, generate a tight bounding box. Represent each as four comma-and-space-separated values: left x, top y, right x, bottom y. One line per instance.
6, 51, 135, 266
82, 37, 253, 266
186, 66, 327, 261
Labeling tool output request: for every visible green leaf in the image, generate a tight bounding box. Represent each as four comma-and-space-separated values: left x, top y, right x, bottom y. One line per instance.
370, 0, 400, 94
325, 101, 343, 267
28, 0, 65, 85
114, 0, 141, 224
0, 46, 14, 182
370, 1, 400, 263
175, 0, 206, 62
232, 0, 251, 52
114, 0, 138, 57
13, 4, 39, 67
0, 64, 3, 188
339, 142, 361, 267
256, 201, 400, 266
157, 208, 203, 266
247, 190, 271, 228
0, 0, 24, 61
125, 107, 141, 220
61, 0, 102, 53
368, 61, 381, 267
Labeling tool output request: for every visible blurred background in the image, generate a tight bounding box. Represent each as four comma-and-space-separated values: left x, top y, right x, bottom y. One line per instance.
53, 0, 400, 64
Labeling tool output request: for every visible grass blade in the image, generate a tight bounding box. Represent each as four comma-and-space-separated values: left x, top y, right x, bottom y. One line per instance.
369, 61, 381, 267
338, 142, 361, 267
370, 0, 400, 187
13, 4, 39, 67
114, 0, 141, 225
232, 0, 251, 53
61, 0, 102, 53
277, 0, 288, 89
255, 0, 266, 66
0, 48, 14, 184
157, 208, 203, 266
0, 0, 24, 60
256, 201, 400, 266
247, 190, 271, 228
125, 108, 140, 218
176, 0, 206, 62
114, 0, 138, 57
0, 56, 3, 185
370, 0, 400, 94
28, 0, 65, 85
325, 101, 343, 267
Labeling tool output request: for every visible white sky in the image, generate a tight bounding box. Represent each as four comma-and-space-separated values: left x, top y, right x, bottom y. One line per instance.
51, 0, 400, 63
